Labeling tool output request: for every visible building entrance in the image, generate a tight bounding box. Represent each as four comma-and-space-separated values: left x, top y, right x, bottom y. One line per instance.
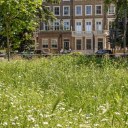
98, 38, 103, 50
64, 39, 70, 50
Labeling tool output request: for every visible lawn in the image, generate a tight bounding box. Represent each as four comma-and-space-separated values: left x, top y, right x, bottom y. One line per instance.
0, 55, 128, 128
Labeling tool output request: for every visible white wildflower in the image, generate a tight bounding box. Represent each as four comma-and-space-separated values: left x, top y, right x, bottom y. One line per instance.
3, 122, 8, 126
14, 116, 19, 120
85, 114, 91, 119
80, 124, 91, 128
12, 122, 16, 125
43, 122, 48, 125
101, 118, 108, 122
60, 107, 65, 110
34, 124, 39, 127
57, 124, 62, 127
18, 76, 21, 78
94, 123, 99, 127
39, 113, 43, 117
27, 115, 35, 122
114, 112, 120, 115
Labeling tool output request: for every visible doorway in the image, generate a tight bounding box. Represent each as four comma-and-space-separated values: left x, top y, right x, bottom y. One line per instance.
98, 38, 103, 50
64, 39, 70, 50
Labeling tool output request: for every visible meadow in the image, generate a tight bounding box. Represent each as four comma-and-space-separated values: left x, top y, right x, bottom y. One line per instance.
0, 55, 128, 128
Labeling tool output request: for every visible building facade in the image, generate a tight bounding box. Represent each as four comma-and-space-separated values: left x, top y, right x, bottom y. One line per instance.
35, 0, 115, 54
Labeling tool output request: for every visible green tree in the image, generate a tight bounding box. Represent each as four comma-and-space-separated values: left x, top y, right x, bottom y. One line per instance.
104, 0, 128, 48
0, 0, 60, 61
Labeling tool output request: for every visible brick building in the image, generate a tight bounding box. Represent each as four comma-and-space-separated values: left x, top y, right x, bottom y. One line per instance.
35, 0, 115, 54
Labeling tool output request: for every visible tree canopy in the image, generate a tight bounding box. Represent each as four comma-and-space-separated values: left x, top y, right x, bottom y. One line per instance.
104, 0, 128, 48
0, 0, 60, 60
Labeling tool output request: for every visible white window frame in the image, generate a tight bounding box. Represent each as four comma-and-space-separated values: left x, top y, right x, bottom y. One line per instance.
95, 5, 102, 15
53, 6, 60, 16
85, 38, 92, 50
85, 19, 92, 33
53, 20, 60, 30
63, 19, 70, 30
63, 6, 70, 16
75, 5, 82, 16
43, 22, 49, 31
85, 5, 92, 15
51, 39, 58, 49
75, 38, 83, 50
108, 18, 115, 30
75, 19, 83, 32
95, 19, 103, 31
108, 4, 115, 15
42, 39, 49, 49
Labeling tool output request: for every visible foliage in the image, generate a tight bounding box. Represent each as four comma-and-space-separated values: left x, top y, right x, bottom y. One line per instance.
0, 56, 128, 127
104, 0, 128, 47
0, 0, 60, 59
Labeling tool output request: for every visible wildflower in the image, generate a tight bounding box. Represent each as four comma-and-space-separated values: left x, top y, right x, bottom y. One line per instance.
12, 122, 16, 125
34, 124, 39, 127
16, 122, 20, 126
3, 122, 8, 126
102, 108, 107, 114
126, 122, 128, 125
125, 112, 128, 115
27, 115, 35, 122
101, 118, 108, 122
68, 109, 73, 112
114, 112, 120, 115
57, 124, 62, 127
60, 107, 65, 110
85, 114, 91, 119
68, 122, 72, 124
80, 124, 91, 128
94, 123, 99, 127
27, 110, 32, 113
39, 113, 43, 117
11, 101, 14, 105
14, 116, 19, 120
73, 117, 78, 121
43, 122, 48, 125
18, 76, 21, 78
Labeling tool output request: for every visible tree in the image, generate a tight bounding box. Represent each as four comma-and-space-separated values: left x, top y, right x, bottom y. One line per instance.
0, 0, 60, 61
104, 0, 128, 49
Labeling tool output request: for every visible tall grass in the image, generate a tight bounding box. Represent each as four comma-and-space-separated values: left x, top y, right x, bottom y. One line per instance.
0, 55, 128, 128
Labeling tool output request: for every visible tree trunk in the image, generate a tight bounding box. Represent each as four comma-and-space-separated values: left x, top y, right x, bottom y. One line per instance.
123, 0, 127, 54
6, 23, 10, 61
7, 35, 10, 61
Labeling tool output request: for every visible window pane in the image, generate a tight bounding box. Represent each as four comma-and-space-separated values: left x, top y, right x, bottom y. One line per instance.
64, 21, 70, 30
64, 6, 69, 15
96, 6, 101, 14
96, 21, 102, 31
42, 39, 48, 48
86, 39, 91, 49
51, 39, 58, 48
76, 6, 82, 15
76, 39, 82, 50
86, 6, 91, 15
86, 22, 92, 32
54, 7, 60, 15
54, 21, 60, 30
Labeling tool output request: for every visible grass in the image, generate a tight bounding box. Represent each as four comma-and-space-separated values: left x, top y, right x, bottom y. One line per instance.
0, 55, 128, 128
